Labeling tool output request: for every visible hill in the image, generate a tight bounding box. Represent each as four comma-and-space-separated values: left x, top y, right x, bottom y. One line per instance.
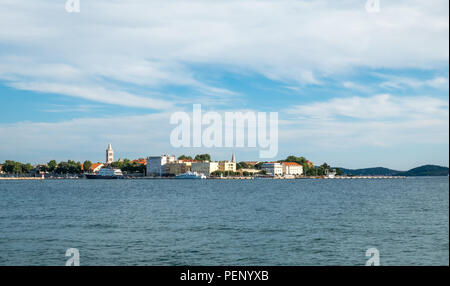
338, 167, 400, 176
337, 165, 448, 176
397, 165, 449, 177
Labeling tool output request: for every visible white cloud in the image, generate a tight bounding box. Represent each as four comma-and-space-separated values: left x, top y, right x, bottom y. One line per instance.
284, 94, 449, 147
286, 94, 448, 120
10, 81, 173, 110
378, 75, 449, 90
342, 81, 372, 93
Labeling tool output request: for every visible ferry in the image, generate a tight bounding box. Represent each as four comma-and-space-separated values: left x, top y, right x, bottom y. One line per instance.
175, 171, 206, 179
86, 167, 124, 179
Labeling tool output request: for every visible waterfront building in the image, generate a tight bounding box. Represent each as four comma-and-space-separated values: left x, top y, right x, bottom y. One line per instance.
106, 144, 114, 164
282, 162, 303, 176
0, 164, 3, 174
166, 161, 192, 176
218, 161, 237, 172
261, 162, 283, 176
239, 168, 260, 175
146, 155, 176, 176
191, 162, 219, 176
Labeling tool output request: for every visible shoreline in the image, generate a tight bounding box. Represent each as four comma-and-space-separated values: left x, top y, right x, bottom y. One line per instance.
0, 175, 412, 180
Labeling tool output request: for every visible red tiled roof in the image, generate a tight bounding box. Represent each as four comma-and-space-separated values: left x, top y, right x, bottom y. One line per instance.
131, 159, 147, 165
282, 162, 300, 166
90, 163, 103, 170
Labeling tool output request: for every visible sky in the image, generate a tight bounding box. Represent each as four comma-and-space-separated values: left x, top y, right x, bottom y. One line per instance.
0, 0, 448, 170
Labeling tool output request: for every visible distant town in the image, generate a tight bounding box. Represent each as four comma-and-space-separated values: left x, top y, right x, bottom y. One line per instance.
0, 144, 448, 179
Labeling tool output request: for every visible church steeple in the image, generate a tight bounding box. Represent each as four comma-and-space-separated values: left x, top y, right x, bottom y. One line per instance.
231, 152, 236, 163
106, 144, 114, 164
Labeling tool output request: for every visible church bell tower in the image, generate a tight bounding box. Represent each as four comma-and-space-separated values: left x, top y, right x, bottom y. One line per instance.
106, 144, 114, 164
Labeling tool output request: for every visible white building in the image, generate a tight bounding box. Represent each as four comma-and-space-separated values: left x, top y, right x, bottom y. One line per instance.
146, 155, 176, 176
191, 162, 219, 176
106, 144, 114, 164
282, 162, 303, 176
261, 162, 283, 176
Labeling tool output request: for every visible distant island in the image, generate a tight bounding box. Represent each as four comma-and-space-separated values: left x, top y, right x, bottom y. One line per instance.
337, 165, 449, 177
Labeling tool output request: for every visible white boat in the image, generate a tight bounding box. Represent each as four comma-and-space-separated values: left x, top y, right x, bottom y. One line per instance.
86, 167, 124, 179
326, 169, 337, 179
175, 171, 206, 179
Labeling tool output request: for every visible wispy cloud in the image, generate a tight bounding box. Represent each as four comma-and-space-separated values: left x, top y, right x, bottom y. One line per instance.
10, 82, 173, 110
283, 94, 449, 147
378, 75, 449, 90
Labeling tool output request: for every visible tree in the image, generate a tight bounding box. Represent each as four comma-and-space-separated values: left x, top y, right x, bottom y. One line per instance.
284, 156, 307, 165
178, 155, 193, 160
111, 159, 146, 174
194, 154, 211, 162
236, 162, 250, 170
22, 163, 33, 173
83, 160, 92, 172
48, 160, 57, 173
316, 163, 331, 176
56, 161, 69, 174
211, 170, 224, 177
335, 168, 343, 176
38, 165, 48, 173
2, 160, 24, 174
304, 167, 317, 176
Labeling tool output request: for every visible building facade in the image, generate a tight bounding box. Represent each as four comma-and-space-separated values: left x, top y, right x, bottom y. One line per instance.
218, 161, 237, 172
106, 144, 114, 164
282, 162, 303, 175
261, 162, 283, 176
146, 155, 176, 176
191, 162, 219, 176
239, 168, 260, 175
165, 161, 193, 176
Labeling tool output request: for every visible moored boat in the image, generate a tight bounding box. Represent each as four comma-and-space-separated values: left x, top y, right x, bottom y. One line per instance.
175, 171, 206, 179
86, 167, 124, 179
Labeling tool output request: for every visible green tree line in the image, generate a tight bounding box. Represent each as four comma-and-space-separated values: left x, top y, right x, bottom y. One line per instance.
1, 160, 33, 174
178, 154, 212, 161
110, 159, 146, 174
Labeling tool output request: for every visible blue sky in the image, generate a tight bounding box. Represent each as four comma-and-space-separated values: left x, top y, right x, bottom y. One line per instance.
0, 0, 448, 170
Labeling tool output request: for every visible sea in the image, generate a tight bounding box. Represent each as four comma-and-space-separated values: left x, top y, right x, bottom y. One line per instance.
0, 177, 448, 265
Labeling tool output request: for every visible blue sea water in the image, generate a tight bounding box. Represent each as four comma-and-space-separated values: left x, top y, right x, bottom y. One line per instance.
0, 177, 448, 266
